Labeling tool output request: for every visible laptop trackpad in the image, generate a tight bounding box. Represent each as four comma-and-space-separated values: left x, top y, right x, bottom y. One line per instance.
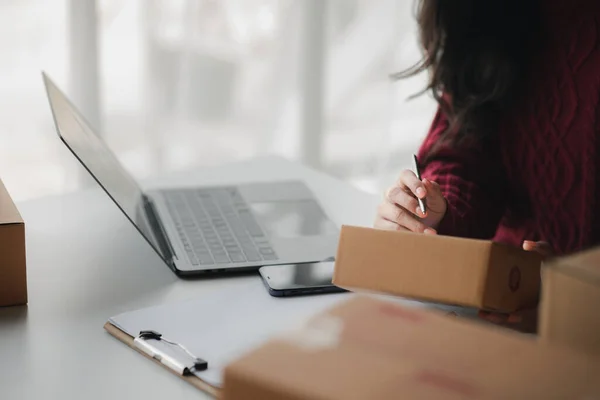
249, 200, 338, 238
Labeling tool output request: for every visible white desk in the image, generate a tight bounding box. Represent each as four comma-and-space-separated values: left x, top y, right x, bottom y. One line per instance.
0, 157, 378, 399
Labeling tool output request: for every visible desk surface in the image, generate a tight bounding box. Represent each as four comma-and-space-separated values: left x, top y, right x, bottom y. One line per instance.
0, 156, 377, 399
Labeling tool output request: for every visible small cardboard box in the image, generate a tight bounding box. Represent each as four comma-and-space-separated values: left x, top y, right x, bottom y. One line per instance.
539, 247, 600, 356
222, 297, 600, 400
0, 178, 27, 307
332, 225, 542, 312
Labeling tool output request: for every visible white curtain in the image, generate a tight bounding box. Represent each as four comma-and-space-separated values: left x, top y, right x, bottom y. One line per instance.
0, 0, 436, 201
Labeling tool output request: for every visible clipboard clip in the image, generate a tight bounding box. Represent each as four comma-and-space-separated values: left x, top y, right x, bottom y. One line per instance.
133, 330, 208, 375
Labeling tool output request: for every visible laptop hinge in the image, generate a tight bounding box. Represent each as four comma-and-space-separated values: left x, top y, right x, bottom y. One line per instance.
142, 195, 177, 265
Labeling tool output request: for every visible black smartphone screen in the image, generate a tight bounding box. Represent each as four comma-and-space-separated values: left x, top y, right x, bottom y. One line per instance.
259, 261, 345, 296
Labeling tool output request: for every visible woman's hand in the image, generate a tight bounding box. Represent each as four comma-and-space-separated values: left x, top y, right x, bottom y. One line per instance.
374, 169, 447, 233
477, 241, 553, 331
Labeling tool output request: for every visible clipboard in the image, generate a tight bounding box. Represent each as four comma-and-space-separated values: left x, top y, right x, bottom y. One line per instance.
104, 322, 220, 398
102, 280, 353, 398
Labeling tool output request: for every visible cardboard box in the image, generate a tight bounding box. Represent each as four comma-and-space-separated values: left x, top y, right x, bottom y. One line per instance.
223, 297, 600, 400
539, 247, 600, 356
332, 225, 542, 312
0, 178, 27, 306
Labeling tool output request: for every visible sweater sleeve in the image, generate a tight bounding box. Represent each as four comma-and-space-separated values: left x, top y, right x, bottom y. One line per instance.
417, 108, 507, 239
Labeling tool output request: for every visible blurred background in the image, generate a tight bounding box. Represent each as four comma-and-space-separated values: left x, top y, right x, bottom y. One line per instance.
0, 0, 436, 202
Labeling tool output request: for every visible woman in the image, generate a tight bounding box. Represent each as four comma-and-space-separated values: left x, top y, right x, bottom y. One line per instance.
374, 0, 600, 323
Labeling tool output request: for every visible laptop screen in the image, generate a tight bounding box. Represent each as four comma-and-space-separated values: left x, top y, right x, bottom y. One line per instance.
42, 73, 168, 263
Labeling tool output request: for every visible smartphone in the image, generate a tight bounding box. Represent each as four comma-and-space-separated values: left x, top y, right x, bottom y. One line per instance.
259, 261, 346, 297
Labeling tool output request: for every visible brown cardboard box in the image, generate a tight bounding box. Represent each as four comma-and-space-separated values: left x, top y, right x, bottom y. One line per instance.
332, 225, 542, 312
223, 296, 600, 400
0, 178, 27, 306
539, 247, 600, 356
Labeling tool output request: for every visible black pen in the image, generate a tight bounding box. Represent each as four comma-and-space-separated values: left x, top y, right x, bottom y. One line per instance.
412, 154, 427, 215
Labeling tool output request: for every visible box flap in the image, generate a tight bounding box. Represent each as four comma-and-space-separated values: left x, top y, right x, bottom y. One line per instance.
223, 296, 600, 400
0, 179, 23, 224
539, 255, 600, 356
546, 247, 600, 286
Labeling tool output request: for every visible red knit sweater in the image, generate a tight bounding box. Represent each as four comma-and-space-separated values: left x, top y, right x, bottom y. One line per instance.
417, 1, 600, 256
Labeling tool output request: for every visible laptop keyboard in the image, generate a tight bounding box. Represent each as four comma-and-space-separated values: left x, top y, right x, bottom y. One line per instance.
163, 188, 278, 265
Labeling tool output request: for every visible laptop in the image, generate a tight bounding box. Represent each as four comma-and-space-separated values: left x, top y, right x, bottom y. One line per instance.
42, 73, 339, 276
